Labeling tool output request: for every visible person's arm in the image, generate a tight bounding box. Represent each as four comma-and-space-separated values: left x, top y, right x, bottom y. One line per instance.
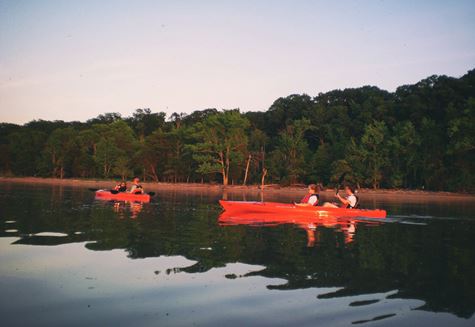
336, 194, 349, 206
295, 195, 318, 206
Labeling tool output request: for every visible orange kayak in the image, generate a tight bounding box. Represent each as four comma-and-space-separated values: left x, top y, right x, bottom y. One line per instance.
219, 200, 387, 219
95, 190, 151, 202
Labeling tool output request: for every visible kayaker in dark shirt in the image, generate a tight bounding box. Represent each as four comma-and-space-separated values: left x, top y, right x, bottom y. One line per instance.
295, 184, 320, 206
129, 177, 144, 194
114, 181, 127, 192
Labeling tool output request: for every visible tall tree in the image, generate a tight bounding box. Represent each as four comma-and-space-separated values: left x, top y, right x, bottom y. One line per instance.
94, 121, 138, 179
8, 129, 47, 176
41, 127, 77, 178
347, 121, 389, 189
191, 110, 249, 186
268, 119, 311, 185
387, 121, 420, 188
126, 108, 166, 141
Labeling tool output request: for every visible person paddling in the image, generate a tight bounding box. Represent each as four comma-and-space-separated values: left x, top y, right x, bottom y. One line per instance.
295, 184, 320, 206
323, 184, 358, 209
129, 177, 144, 194
114, 181, 127, 192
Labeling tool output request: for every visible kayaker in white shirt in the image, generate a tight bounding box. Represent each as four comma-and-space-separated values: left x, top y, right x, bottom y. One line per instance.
323, 184, 358, 209
129, 177, 144, 194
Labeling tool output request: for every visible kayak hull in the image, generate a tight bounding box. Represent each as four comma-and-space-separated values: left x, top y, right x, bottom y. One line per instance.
95, 190, 150, 202
219, 200, 387, 219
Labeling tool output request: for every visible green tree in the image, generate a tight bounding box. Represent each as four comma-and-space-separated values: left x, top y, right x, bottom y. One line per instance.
166, 126, 194, 183
268, 119, 311, 185
418, 118, 445, 190
74, 128, 100, 177
310, 143, 332, 185
348, 121, 389, 189
446, 98, 475, 191
247, 128, 268, 185
41, 127, 78, 178
387, 121, 420, 188
8, 129, 47, 176
94, 120, 138, 179
140, 129, 169, 182
191, 110, 250, 186
126, 108, 166, 141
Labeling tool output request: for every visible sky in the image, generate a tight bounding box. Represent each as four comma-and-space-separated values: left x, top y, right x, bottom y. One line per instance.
1, 0, 474, 124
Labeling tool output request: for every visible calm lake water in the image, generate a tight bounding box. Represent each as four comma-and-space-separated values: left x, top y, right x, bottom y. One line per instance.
1, 183, 474, 327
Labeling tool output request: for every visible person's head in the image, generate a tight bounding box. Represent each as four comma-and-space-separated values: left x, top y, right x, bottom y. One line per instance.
308, 184, 320, 194
133, 177, 140, 184
344, 184, 355, 195
120, 181, 126, 186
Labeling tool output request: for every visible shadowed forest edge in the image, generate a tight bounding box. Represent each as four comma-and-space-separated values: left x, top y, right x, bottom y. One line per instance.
1, 69, 474, 192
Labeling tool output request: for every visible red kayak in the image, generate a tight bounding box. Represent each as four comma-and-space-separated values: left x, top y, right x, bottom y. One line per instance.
219, 200, 387, 219
95, 190, 151, 202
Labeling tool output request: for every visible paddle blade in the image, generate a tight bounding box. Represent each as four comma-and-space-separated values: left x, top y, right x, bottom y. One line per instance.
147, 192, 155, 197
88, 188, 99, 192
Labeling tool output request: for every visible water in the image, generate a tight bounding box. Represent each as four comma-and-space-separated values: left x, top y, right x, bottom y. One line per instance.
0, 183, 474, 326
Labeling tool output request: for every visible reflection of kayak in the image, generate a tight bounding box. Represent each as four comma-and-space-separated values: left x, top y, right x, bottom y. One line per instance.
218, 207, 384, 246
95, 190, 150, 202
219, 200, 387, 219
219, 210, 364, 226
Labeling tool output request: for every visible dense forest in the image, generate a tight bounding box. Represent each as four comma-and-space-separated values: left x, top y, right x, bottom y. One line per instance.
1, 69, 474, 192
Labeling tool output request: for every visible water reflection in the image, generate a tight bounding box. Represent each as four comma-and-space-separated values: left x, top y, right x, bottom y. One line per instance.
0, 184, 474, 326
218, 211, 372, 246
112, 201, 144, 219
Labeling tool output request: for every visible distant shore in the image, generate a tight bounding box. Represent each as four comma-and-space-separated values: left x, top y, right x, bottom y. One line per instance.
1, 176, 474, 200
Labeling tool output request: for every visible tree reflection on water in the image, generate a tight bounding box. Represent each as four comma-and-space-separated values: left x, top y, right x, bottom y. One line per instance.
2, 186, 475, 320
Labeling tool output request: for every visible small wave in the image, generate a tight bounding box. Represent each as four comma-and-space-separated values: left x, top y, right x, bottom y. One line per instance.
389, 215, 474, 221
34, 232, 69, 237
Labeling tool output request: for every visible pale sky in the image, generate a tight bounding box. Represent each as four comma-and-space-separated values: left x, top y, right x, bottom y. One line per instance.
1, 0, 474, 124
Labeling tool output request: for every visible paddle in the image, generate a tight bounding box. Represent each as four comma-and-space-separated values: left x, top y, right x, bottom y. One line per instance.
335, 172, 347, 195
126, 190, 155, 196
89, 188, 119, 194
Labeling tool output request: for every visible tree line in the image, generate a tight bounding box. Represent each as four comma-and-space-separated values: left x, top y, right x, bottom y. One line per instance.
1, 69, 474, 191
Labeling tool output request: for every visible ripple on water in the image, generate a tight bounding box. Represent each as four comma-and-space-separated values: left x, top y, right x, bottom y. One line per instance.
33, 232, 69, 237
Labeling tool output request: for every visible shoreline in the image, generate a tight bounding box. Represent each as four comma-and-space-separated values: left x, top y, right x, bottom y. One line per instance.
1, 176, 474, 200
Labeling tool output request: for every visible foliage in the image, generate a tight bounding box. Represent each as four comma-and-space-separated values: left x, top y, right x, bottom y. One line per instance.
268, 119, 311, 184
1, 69, 474, 191
190, 110, 250, 185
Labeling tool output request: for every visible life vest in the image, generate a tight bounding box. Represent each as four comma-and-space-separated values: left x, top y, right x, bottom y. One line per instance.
132, 184, 143, 194
114, 184, 127, 192
301, 194, 319, 206
346, 194, 359, 209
